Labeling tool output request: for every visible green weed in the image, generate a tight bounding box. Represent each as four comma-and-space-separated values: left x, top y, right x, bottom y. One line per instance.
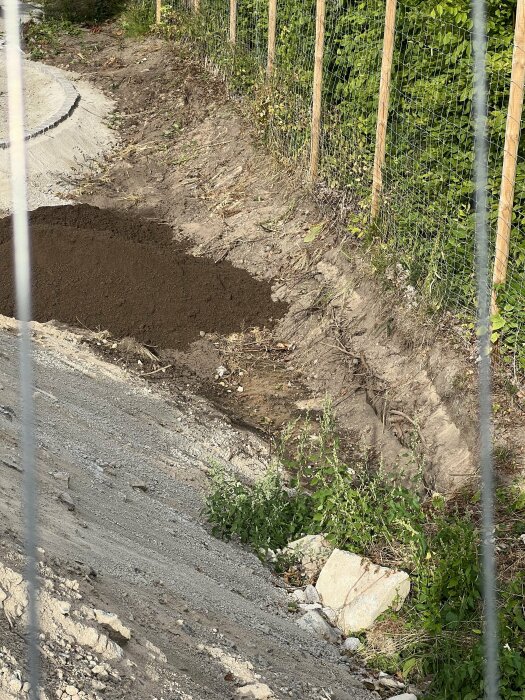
205, 403, 525, 698
120, 0, 156, 37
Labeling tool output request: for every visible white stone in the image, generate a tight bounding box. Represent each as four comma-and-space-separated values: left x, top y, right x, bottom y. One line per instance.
296, 610, 341, 644
379, 676, 405, 690
283, 535, 334, 582
322, 606, 337, 624
316, 549, 410, 633
303, 584, 320, 604
290, 589, 306, 604
91, 665, 108, 677
93, 609, 131, 643
297, 603, 322, 612
387, 695, 417, 700
342, 637, 362, 653
64, 687, 78, 697
237, 682, 274, 699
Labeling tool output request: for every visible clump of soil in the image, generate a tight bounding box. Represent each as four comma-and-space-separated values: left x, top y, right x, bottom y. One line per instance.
0, 204, 286, 349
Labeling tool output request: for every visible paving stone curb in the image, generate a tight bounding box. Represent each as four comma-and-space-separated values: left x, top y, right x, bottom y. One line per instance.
0, 61, 80, 149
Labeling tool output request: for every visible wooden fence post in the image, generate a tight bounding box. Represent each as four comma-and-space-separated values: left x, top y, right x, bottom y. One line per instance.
230, 0, 237, 44
371, 0, 397, 219
267, 0, 277, 77
194, 0, 200, 13
309, 0, 326, 182
492, 0, 525, 307
155, 0, 161, 24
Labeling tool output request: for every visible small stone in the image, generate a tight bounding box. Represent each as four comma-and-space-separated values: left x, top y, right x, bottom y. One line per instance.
51, 471, 71, 488
296, 610, 341, 644
94, 609, 131, 643
290, 589, 306, 604
379, 676, 405, 690
322, 606, 338, 624
295, 397, 325, 412
298, 603, 322, 612
387, 695, 417, 700
65, 687, 78, 697
91, 680, 106, 691
92, 665, 108, 677
131, 480, 148, 492
304, 584, 320, 604
58, 492, 75, 511
342, 637, 362, 653
237, 682, 273, 699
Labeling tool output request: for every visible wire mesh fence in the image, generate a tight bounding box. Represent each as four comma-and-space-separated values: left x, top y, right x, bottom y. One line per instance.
162, 0, 525, 377
3, 0, 521, 697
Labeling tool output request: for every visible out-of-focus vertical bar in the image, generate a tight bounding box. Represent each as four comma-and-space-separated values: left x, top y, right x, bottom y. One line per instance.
3, 2, 40, 699
471, 0, 499, 696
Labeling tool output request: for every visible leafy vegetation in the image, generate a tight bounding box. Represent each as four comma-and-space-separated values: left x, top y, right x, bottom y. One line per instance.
120, 0, 156, 37
23, 18, 80, 60
205, 406, 525, 699
163, 0, 525, 369
41, 0, 126, 24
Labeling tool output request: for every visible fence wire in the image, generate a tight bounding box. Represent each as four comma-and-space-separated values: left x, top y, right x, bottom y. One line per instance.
164, 0, 525, 377
158, 0, 510, 695
2, 0, 513, 695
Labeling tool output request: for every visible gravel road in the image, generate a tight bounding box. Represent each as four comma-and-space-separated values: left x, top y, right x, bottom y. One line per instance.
0, 317, 376, 700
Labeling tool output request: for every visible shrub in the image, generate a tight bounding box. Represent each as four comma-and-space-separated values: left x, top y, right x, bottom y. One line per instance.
204, 405, 525, 697
205, 464, 312, 552
121, 0, 156, 37
42, 0, 126, 24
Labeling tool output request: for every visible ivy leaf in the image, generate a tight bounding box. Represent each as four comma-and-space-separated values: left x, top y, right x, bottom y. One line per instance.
491, 313, 506, 331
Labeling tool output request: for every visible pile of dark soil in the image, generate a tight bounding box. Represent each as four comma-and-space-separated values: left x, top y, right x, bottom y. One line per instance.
0, 205, 286, 349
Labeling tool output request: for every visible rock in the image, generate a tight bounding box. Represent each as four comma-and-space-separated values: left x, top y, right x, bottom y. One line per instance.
91, 680, 106, 691
131, 480, 148, 492
387, 695, 417, 700
91, 665, 108, 677
51, 471, 71, 488
322, 606, 337, 624
295, 397, 325, 412
64, 687, 78, 697
283, 534, 334, 583
297, 603, 322, 612
379, 676, 405, 691
237, 682, 274, 699
290, 589, 306, 604
296, 610, 341, 644
315, 549, 410, 633
342, 637, 362, 653
303, 584, 320, 604
93, 609, 131, 643
58, 492, 75, 511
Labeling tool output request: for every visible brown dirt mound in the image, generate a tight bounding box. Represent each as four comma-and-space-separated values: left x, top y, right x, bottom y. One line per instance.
0, 204, 286, 349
